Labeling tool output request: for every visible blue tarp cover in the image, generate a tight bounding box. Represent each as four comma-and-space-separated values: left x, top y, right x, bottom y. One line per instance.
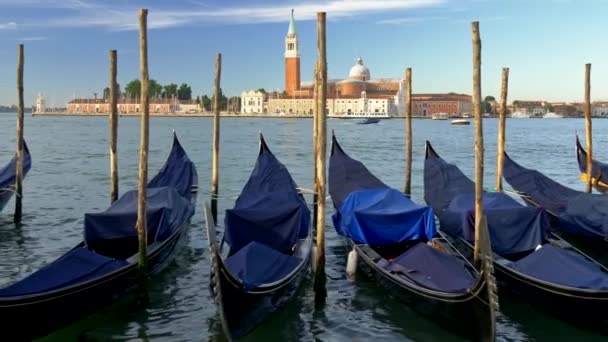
424, 143, 551, 255
224, 140, 310, 257
333, 188, 437, 245
147, 136, 196, 200
225, 241, 301, 290
379, 242, 476, 293
85, 187, 194, 246
511, 244, 608, 290
503, 152, 608, 239
0, 247, 127, 296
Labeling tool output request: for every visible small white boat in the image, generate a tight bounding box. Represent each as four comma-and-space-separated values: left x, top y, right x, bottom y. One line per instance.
431, 112, 449, 120
543, 112, 563, 119
451, 119, 470, 125
511, 111, 530, 119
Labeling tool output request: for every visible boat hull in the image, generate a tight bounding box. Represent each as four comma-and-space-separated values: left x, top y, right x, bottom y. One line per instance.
449, 236, 608, 328
0, 213, 192, 341
354, 241, 495, 342
0, 188, 14, 212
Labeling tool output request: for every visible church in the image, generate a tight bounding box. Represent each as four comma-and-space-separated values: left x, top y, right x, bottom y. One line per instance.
241, 10, 471, 117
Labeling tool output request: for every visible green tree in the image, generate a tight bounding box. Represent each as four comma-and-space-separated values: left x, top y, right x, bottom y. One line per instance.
163, 83, 178, 98
201, 95, 211, 111
125, 79, 141, 98
256, 88, 266, 94
149, 79, 163, 98
103, 83, 121, 100
482, 95, 495, 114
211, 88, 228, 110
177, 83, 192, 100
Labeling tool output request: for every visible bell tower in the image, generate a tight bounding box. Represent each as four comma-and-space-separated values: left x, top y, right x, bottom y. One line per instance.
285, 9, 300, 96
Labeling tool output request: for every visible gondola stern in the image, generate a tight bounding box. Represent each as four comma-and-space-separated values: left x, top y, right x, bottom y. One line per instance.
424, 141, 440, 160
258, 132, 272, 156
331, 132, 345, 157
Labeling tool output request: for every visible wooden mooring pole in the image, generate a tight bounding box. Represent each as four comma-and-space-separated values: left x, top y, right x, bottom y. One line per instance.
211, 53, 222, 223
404, 68, 412, 196
14, 44, 24, 224
136, 8, 150, 274
495, 68, 509, 192
313, 12, 327, 303
312, 63, 319, 231
109, 49, 119, 204
472, 21, 484, 265
584, 63, 592, 193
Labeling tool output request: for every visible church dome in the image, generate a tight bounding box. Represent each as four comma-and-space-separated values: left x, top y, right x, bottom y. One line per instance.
348, 57, 370, 81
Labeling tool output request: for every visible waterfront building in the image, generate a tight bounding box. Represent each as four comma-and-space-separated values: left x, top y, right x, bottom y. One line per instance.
242, 10, 470, 118
241, 90, 265, 114
512, 100, 547, 117
66, 98, 199, 114
35, 93, 46, 113
592, 102, 608, 117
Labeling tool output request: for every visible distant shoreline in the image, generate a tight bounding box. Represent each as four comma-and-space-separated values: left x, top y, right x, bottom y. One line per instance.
32, 112, 435, 119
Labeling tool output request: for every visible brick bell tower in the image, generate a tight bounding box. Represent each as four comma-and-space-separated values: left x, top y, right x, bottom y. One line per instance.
285, 9, 300, 96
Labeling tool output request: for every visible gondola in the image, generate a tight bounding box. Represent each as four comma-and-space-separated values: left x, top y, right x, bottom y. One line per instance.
576, 135, 608, 193
503, 149, 608, 242
0, 133, 197, 340
205, 134, 312, 340
356, 118, 381, 125
0, 140, 32, 212
328, 134, 497, 342
425, 141, 608, 326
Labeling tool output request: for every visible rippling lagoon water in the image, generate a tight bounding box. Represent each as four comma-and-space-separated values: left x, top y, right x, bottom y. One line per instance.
1, 114, 607, 341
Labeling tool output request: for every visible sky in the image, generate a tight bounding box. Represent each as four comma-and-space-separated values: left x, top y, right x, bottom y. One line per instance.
0, 0, 607, 107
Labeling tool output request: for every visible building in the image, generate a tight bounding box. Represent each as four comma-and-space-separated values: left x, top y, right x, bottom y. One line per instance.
67, 98, 183, 114
241, 10, 471, 118
241, 90, 265, 114
412, 93, 472, 117
592, 102, 608, 117
512, 100, 547, 116
35, 93, 46, 113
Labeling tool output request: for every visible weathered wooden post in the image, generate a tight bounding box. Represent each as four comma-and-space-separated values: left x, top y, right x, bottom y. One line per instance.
404, 68, 412, 196
14, 44, 24, 223
312, 64, 319, 234
313, 12, 327, 302
495, 67, 509, 192
211, 53, 222, 223
471, 21, 484, 264
136, 8, 150, 274
109, 49, 119, 204
584, 63, 592, 193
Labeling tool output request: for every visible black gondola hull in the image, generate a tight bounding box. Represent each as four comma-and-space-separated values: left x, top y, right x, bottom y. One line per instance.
353, 242, 494, 342
210, 250, 310, 339
0, 210, 193, 341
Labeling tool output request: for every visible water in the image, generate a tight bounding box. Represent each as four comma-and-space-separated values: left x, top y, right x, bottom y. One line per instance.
0, 114, 607, 341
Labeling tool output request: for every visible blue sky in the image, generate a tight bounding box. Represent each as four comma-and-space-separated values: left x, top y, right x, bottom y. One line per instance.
0, 0, 607, 107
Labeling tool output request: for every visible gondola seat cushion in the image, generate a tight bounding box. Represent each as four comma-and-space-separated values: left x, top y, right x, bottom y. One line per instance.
378, 242, 476, 293
224, 241, 301, 290
509, 244, 608, 290
333, 188, 436, 245
0, 247, 127, 297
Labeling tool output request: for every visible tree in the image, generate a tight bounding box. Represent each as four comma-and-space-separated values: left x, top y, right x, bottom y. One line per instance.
196, 95, 200, 104
103, 87, 110, 100
162, 83, 178, 98
149, 79, 163, 98
211, 88, 228, 110
201, 95, 211, 111
482, 95, 495, 114
256, 88, 266, 94
125, 79, 141, 98
177, 83, 192, 100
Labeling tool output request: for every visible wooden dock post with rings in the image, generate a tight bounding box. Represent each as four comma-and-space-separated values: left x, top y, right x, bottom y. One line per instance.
14, 44, 24, 224
584, 63, 592, 193
313, 11, 327, 302
136, 8, 150, 275
495, 67, 509, 192
211, 53, 222, 223
109, 49, 119, 204
404, 68, 412, 196
471, 21, 484, 265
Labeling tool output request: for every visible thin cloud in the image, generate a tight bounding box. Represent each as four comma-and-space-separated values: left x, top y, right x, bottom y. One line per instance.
26, 0, 447, 31
19, 36, 47, 41
378, 16, 445, 24
0, 22, 17, 30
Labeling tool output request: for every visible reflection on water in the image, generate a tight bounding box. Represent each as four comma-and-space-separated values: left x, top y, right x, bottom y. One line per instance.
1, 115, 607, 341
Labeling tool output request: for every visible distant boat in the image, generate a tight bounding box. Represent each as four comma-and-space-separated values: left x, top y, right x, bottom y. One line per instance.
543, 112, 563, 119
451, 119, 470, 125
329, 112, 391, 119
431, 112, 449, 120
356, 118, 381, 125
511, 111, 530, 119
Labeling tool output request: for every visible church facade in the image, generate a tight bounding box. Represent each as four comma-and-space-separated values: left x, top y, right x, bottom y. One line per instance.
241, 10, 472, 117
